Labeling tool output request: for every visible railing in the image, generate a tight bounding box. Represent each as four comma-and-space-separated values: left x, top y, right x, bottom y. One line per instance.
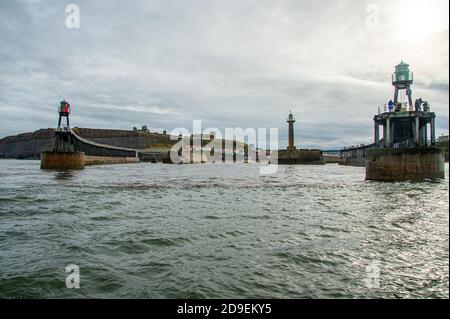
392, 138, 415, 149
340, 143, 371, 159
377, 104, 387, 114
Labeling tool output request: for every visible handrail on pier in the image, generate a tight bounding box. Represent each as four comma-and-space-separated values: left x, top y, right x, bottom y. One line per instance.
377, 104, 387, 114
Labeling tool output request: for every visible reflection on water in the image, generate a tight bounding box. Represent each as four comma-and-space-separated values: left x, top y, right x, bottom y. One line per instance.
0, 160, 448, 298
53, 170, 77, 180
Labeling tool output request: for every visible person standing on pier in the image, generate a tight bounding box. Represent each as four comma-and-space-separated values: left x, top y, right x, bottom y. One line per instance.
388, 100, 394, 112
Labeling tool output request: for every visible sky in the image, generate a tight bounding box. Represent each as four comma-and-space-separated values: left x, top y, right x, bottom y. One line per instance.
0, 0, 448, 149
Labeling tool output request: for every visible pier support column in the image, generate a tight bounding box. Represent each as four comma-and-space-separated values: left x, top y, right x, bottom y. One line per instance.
374, 121, 379, 145
394, 87, 399, 105
385, 118, 391, 147
419, 125, 424, 147
414, 116, 420, 146
407, 87, 413, 111
431, 116, 436, 145
391, 120, 395, 146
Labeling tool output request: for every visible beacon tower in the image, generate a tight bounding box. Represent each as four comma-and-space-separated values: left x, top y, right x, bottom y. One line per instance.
287, 111, 296, 150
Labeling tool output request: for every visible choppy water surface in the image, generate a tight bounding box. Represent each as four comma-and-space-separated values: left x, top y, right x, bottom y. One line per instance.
0, 160, 448, 298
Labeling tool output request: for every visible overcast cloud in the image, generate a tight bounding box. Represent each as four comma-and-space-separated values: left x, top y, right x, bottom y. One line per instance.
0, 0, 448, 149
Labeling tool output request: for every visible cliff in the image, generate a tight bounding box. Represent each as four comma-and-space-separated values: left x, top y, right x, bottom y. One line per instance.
0, 129, 55, 159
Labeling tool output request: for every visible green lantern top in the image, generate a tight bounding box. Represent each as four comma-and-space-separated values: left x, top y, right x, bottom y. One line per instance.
394, 60, 411, 82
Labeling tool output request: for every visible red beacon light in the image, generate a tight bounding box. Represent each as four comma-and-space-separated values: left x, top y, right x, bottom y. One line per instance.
57, 100, 71, 129
59, 100, 71, 115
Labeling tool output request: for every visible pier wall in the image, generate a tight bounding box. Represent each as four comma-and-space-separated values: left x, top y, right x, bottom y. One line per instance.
85, 156, 140, 166
365, 147, 445, 181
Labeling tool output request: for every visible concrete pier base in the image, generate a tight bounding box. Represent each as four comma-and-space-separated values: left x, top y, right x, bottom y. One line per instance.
277, 149, 325, 165
41, 151, 85, 170
365, 147, 445, 181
